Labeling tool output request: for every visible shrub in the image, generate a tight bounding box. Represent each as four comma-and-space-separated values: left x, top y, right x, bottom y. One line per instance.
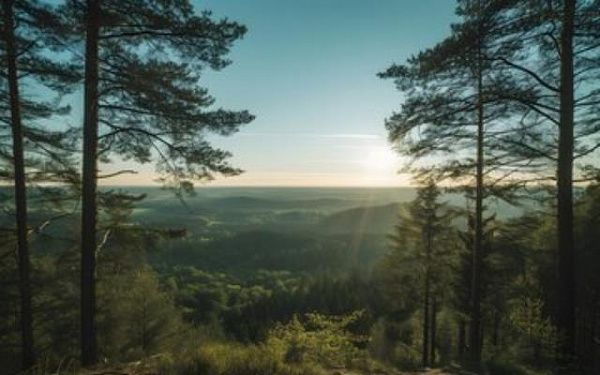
175, 341, 324, 375
267, 311, 369, 369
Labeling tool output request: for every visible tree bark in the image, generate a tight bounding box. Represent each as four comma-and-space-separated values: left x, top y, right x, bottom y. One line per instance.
469, 0, 485, 363
2, 0, 35, 369
556, 0, 576, 367
422, 270, 430, 367
81, 0, 101, 366
421, 219, 434, 368
458, 318, 466, 360
492, 309, 500, 347
430, 297, 437, 364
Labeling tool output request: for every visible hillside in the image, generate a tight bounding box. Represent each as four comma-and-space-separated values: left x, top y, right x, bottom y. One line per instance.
318, 203, 402, 235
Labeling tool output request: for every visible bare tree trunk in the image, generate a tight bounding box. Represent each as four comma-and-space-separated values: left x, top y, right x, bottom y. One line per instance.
141, 297, 148, 355
422, 220, 435, 368
422, 271, 430, 367
458, 318, 466, 360
81, 0, 101, 366
492, 309, 500, 347
469, 1, 484, 363
2, 0, 35, 368
430, 297, 438, 365
556, 0, 576, 368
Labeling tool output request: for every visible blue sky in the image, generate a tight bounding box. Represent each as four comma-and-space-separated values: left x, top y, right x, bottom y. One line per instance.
114, 0, 457, 186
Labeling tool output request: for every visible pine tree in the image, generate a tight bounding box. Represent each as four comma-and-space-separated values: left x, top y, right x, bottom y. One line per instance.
0, 0, 79, 369
380, 0, 599, 365
381, 181, 456, 367
1, 2, 32, 366
461, 0, 600, 365
379, 1, 521, 363
62, 0, 253, 365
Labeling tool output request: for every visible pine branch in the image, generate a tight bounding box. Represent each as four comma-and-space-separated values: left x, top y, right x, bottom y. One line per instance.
491, 56, 559, 93
98, 170, 138, 179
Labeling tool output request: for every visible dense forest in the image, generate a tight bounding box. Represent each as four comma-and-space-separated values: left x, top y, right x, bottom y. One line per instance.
0, 0, 599, 374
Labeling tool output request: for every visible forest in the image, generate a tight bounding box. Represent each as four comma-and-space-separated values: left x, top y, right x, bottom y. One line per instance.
0, 0, 599, 374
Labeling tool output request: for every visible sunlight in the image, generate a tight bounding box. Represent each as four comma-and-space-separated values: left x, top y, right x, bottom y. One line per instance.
4, 0, 595, 371
360, 145, 398, 171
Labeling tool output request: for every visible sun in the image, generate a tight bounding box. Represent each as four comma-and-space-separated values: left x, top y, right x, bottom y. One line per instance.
361, 146, 398, 171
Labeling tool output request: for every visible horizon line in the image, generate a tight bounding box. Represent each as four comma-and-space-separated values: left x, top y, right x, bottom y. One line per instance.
97, 184, 416, 189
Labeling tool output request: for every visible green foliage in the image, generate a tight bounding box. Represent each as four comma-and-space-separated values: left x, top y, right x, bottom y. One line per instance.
170, 311, 386, 375
0, 0, 80, 188
154, 230, 388, 274
4, 184, 600, 373
506, 297, 556, 366
174, 342, 325, 375
368, 318, 421, 370
61, 0, 254, 193
162, 265, 377, 343
267, 311, 369, 369
377, 182, 457, 315
97, 267, 187, 361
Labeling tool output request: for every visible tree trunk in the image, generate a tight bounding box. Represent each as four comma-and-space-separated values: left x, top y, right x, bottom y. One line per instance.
81, 0, 101, 366
458, 318, 466, 360
469, 2, 485, 363
492, 309, 500, 347
430, 297, 437, 365
556, 0, 576, 367
422, 270, 430, 367
422, 221, 434, 368
2, 0, 35, 368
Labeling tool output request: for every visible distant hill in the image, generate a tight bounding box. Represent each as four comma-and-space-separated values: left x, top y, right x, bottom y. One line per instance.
201, 196, 350, 211
318, 202, 403, 235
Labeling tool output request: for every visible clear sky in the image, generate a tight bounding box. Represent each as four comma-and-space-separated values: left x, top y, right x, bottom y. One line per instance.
110, 0, 457, 187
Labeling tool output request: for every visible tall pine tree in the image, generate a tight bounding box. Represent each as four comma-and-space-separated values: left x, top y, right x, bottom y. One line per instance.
382, 181, 456, 367
381, 0, 599, 366
62, 0, 253, 365
379, 0, 527, 363
1, 0, 79, 369
461, 0, 600, 365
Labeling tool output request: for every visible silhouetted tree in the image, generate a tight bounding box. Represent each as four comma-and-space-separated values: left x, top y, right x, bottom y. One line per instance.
63, 0, 253, 365
1, 1, 32, 367
381, 0, 599, 366
379, 0, 523, 363
0, 0, 79, 369
381, 181, 456, 367
460, 0, 599, 366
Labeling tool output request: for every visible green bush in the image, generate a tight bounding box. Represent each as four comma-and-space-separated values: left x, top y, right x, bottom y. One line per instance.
166, 311, 386, 375
175, 342, 324, 375
267, 312, 366, 369
368, 317, 421, 370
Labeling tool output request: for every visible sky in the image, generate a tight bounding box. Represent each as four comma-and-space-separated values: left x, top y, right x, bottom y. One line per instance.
110, 0, 458, 187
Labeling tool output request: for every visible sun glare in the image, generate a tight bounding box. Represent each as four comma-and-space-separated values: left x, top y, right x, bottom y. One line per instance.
361, 146, 398, 171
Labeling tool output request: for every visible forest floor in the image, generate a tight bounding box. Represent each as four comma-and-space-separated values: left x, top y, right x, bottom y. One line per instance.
327, 368, 455, 375
82, 367, 458, 375
80, 359, 463, 375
